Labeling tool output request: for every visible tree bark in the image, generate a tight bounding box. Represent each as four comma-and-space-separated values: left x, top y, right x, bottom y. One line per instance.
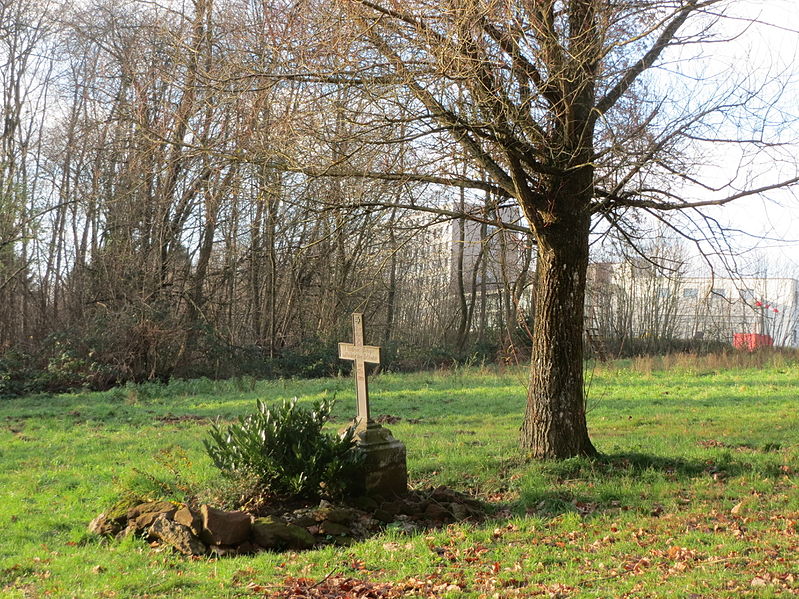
521, 210, 597, 459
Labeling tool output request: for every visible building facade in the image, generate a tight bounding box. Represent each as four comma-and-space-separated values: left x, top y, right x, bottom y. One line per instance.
587, 263, 799, 348
390, 203, 532, 345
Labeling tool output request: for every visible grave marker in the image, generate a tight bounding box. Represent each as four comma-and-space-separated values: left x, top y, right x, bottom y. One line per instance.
338, 313, 381, 424
338, 312, 407, 497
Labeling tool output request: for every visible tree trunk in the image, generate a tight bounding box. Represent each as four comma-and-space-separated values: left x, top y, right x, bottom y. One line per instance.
383, 212, 397, 346
453, 213, 469, 351
521, 211, 597, 459
478, 219, 487, 345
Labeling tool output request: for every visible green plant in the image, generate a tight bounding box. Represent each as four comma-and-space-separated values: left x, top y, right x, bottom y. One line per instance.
203, 397, 361, 499
2, 364, 799, 597
0, 349, 33, 397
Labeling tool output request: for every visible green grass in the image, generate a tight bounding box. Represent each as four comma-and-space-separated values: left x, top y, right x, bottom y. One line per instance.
1, 360, 798, 598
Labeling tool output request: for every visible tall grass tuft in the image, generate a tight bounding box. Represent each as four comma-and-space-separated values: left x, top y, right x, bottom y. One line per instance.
611, 349, 799, 375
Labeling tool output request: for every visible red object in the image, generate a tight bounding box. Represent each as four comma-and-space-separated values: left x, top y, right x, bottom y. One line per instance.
733, 333, 774, 351
773, 308, 779, 313
755, 301, 763, 307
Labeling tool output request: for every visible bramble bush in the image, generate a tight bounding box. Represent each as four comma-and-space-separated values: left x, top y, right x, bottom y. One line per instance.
203, 397, 362, 499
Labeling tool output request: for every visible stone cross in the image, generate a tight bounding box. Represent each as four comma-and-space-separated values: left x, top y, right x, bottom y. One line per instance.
338, 313, 381, 424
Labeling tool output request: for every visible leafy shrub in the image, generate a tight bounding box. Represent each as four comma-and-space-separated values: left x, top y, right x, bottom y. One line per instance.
34, 342, 114, 393
204, 398, 361, 499
196, 471, 270, 512
0, 349, 35, 397
270, 338, 342, 379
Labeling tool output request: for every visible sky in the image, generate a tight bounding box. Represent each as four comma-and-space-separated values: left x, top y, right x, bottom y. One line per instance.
697, 1, 799, 274
590, 1, 799, 277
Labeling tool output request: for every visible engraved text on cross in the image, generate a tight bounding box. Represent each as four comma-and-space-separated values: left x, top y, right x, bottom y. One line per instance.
338, 313, 381, 423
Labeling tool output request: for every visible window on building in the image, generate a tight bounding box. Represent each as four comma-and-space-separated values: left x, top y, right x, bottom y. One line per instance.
683, 288, 698, 298
658, 287, 671, 298
711, 288, 726, 298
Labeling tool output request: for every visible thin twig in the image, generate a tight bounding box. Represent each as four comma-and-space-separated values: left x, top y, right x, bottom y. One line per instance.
309, 569, 339, 589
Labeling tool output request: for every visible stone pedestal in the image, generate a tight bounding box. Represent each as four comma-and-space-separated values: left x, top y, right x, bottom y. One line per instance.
345, 420, 407, 497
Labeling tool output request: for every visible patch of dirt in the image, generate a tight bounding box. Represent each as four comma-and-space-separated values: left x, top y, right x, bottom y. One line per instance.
156, 414, 209, 425
697, 439, 769, 453
374, 414, 423, 425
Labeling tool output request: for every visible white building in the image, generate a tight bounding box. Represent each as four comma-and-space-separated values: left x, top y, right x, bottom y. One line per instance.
587, 263, 799, 348
391, 203, 531, 343
676, 276, 799, 347
393, 211, 799, 349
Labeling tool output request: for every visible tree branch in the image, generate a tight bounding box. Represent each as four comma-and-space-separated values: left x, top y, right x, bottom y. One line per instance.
594, 0, 716, 120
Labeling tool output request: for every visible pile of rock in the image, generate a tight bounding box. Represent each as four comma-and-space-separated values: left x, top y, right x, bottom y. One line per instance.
88, 487, 485, 557
89, 501, 351, 556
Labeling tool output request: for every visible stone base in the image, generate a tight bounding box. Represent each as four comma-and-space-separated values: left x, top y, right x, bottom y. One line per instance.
343, 420, 407, 497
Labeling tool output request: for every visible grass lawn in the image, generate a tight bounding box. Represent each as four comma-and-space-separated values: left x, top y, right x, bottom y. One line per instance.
1, 356, 798, 598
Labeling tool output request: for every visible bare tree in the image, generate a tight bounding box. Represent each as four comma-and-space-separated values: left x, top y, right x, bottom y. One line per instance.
591, 235, 687, 352
0, 0, 57, 345
287, 0, 799, 457
4, 0, 796, 407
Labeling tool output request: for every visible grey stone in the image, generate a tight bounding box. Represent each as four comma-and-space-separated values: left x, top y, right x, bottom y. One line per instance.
200, 505, 251, 546
88, 513, 124, 537
372, 509, 394, 523
127, 501, 176, 521
133, 507, 176, 532
251, 517, 316, 550
174, 506, 202, 536
319, 521, 350, 536
149, 515, 206, 556
349, 423, 408, 497
287, 510, 317, 528
314, 507, 357, 524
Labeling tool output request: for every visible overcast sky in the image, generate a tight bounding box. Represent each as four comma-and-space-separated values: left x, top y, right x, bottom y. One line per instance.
704, 1, 799, 273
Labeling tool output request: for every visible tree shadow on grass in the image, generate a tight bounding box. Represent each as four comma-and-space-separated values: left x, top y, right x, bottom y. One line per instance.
515, 450, 789, 519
